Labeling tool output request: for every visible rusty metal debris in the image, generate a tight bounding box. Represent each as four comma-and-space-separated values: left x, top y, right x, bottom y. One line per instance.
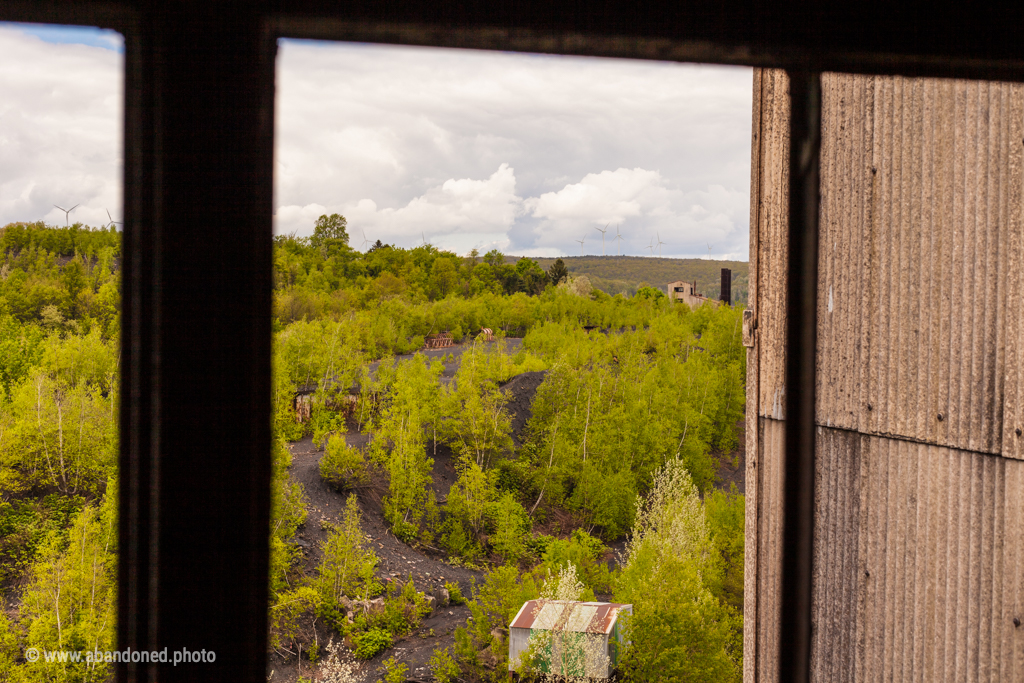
424, 331, 454, 349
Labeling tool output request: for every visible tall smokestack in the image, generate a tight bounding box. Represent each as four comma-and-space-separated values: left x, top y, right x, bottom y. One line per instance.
721, 268, 732, 306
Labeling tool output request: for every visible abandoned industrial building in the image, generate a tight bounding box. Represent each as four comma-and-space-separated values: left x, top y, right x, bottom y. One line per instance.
666, 279, 716, 308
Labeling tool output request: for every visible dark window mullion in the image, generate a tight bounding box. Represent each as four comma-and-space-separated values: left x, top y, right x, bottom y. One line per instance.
779, 68, 822, 683
117, 8, 276, 681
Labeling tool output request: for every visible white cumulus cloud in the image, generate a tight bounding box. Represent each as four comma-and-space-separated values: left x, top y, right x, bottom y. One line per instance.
0, 27, 752, 261
0, 25, 123, 228
275, 41, 752, 259
276, 163, 523, 252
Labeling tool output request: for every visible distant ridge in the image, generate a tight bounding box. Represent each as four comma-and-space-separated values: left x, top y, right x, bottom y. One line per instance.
509, 254, 749, 305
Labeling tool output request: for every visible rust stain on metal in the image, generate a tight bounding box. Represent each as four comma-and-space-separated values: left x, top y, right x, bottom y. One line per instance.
509, 600, 626, 634
424, 331, 454, 349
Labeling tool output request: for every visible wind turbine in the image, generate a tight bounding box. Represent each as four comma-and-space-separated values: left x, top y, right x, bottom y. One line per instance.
54, 204, 79, 227
359, 228, 370, 251
613, 225, 624, 256
104, 209, 123, 230
421, 231, 429, 247
656, 232, 665, 257
646, 237, 655, 256
575, 234, 586, 256
706, 242, 716, 260
595, 223, 609, 256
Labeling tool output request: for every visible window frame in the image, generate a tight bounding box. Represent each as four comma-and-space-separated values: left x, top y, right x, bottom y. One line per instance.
2, 2, 1024, 681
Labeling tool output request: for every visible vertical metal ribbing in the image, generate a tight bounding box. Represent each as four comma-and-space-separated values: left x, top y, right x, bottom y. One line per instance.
779, 69, 822, 683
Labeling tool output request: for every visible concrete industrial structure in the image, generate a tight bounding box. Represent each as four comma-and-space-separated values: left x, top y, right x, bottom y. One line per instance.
666, 279, 718, 308
745, 69, 1024, 682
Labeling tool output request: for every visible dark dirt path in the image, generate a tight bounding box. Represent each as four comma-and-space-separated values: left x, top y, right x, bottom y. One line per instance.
274, 432, 483, 683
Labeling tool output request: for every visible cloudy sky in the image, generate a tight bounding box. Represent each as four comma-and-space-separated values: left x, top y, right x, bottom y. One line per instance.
0, 25, 753, 259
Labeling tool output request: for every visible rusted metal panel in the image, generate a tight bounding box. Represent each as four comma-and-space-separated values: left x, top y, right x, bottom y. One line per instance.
1006, 88, 1024, 460
424, 331, 454, 349
744, 67, 766, 683
509, 600, 627, 635
754, 69, 791, 422
753, 416, 785, 683
813, 74, 1024, 456
754, 419, 1024, 683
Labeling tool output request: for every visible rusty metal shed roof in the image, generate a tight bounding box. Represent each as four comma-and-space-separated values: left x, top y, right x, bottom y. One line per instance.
509, 600, 630, 635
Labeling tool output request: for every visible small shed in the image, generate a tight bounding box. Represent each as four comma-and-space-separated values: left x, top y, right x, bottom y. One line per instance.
508, 600, 631, 679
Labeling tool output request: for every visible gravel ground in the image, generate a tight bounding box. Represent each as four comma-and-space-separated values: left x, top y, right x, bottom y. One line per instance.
269, 433, 482, 683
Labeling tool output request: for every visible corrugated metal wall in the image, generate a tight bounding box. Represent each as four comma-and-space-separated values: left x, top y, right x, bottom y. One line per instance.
746, 70, 1024, 683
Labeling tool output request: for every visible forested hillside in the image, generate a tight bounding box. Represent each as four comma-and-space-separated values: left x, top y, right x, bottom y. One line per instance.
525, 255, 749, 304
0, 221, 121, 682
0, 217, 745, 682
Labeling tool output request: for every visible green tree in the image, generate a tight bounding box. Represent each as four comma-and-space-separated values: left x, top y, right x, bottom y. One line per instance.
370, 355, 440, 541
483, 249, 505, 267
430, 257, 459, 299
614, 461, 741, 682
317, 495, 380, 606
634, 285, 666, 302
310, 213, 349, 247
60, 259, 86, 317
18, 481, 118, 683
439, 345, 513, 470
441, 462, 492, 558
547, 258, 569, 285
705, 485, 745, 611
488, 492, 530, 565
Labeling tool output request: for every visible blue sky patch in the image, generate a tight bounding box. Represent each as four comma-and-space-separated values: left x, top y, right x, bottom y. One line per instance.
6, 22, 123, 52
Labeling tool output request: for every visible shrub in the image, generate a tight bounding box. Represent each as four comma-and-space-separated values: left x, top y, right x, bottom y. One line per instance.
428, 647, 460, 683
542, 529, 610, 594
488, 492, 530, 564
352, 627, 391, 660
319, 435, 368, 490
317, 495, 380, 608
370, 578, 433, 638
445, 581, 465, 605
269, 586, 322, 654
382, 656, 408, 683
311, 402, 344, 447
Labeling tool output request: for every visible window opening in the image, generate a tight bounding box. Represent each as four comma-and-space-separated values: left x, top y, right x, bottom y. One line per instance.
268, 39, 752, 681
0, 21, 123, 681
